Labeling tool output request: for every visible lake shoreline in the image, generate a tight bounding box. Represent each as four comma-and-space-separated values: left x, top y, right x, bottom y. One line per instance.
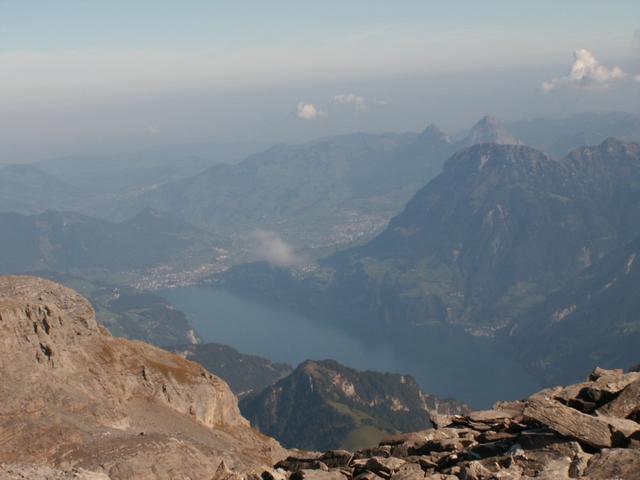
159, 285, 541, 408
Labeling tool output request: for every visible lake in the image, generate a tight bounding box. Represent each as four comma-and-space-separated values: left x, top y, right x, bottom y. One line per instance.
160, 286, 541, 408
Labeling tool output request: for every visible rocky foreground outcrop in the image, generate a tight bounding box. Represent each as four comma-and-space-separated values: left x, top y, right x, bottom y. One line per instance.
0, 276, 285, 479
274, 367, 640, 479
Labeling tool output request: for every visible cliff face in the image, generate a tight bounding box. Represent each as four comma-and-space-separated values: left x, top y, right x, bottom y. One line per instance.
0, 276, 285, 480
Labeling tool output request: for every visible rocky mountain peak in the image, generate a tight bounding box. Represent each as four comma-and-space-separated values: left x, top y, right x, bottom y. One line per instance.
442, 142, 552, 176
0, 275, 284, 479
463, 115, 520, 146
418, 124, 452, 144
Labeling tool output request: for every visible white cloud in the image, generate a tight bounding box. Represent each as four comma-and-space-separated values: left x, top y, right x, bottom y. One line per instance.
296, 101, 323, 120
251, 230, 304, 268
542, 49, 627, 93
332, 93, 367, 110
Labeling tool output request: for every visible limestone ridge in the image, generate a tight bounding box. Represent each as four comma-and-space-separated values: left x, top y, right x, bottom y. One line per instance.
0, 275, 284, 479
275, 367, 640, 479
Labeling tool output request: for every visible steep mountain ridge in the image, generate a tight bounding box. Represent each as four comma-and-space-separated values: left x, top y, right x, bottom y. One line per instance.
512, 232, 640, 385
0, 116, 569, 262
239, 359, 468, 452
0, 276, 284, 479
108, 131, 457, 251
111, 119, 518, 251
321, 138, 640, 331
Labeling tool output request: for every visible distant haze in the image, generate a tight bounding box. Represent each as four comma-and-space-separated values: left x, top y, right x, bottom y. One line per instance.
0, 1, 639, 161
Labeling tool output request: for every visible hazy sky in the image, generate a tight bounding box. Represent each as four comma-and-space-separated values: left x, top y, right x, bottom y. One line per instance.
1, 1, 639, 161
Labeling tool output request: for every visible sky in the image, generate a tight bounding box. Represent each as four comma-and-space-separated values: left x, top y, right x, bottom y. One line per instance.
1, 1, 639, 161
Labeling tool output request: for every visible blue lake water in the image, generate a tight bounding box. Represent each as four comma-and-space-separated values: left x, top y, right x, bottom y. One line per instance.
160, 286, 541, 408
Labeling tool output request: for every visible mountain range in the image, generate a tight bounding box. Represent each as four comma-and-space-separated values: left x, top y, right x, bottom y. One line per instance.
102, 116, 530, 251
220, 137, 640, 388
3, 113, 639, 259
86, 113, 640, 256
109, 130, 451, 251
3, 112, 640, 413
0, 208, 226, 280
325, 138, 640, 330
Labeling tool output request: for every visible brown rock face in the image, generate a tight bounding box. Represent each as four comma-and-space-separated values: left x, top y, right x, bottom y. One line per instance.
584, 448, 640, 480
0, 276, 285, 480
523, 397, 631, 448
